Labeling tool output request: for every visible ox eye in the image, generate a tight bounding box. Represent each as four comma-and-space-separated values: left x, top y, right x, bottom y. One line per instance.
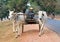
42, 14, 44, 16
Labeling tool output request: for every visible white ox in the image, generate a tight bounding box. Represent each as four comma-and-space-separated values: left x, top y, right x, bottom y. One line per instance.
37, 11, 48, 36
9, 10, 26, 38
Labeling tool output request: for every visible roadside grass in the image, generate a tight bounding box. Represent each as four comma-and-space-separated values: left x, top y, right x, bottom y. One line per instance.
0, 21, 17, 42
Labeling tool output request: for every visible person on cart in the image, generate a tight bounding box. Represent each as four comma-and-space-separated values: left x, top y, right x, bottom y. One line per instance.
27, 7, 35, 19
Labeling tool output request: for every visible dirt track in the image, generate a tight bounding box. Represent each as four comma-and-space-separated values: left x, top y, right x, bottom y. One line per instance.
0, 15, 60, 42
18, 24, 60, 42
0, 24, 60, 42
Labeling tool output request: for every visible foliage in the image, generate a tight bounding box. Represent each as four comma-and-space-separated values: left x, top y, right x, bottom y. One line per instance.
0, 0, 58, 20
36, 0, 57, 13
6, 0, 28, 12
0, 0, 28, 19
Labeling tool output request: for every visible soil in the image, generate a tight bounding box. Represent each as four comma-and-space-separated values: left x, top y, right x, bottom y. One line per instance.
0, 15, 60, 42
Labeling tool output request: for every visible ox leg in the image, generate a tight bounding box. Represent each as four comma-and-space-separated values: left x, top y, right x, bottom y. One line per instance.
38, 19, 42, 32
38, 19, 44, 36
16, 22, 23, 36
13, 22, 15, 33
19, 23, 23, 36
39, 24, 41, 32
39, 23, 44, 36
15, 23, 20, 38
17, 25, 20, 36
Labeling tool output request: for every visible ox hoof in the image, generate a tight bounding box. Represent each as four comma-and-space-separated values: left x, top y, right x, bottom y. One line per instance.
17, 34, 21, 37
39, 32, 42, 37
39, 31, 44, 37
39, 34, 42, 37
13, 31, 15, 33
15, 36, 18, 38
15, 35, 20, 38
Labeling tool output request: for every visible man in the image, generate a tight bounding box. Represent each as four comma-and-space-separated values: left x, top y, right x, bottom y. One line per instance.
27, 7, 34, 19
25, 7, 35, 23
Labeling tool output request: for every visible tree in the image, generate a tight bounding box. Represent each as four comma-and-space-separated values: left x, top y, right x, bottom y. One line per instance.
6, 0, 28, 12
36, 0, 57, 13
0, 0, 9, 20
0, 0, 28, 20
0, 0, 57, 19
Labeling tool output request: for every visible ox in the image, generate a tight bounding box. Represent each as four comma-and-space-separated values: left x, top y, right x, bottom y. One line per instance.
37, 11, 48, 36
9, 10, 26, 38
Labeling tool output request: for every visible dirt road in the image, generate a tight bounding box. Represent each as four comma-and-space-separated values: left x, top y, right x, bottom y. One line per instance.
0, 15, 60, 42
0, 23, 60, 42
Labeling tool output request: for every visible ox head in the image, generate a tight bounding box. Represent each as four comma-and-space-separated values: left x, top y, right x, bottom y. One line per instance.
38, 11, 48, 19
8, 10, 14, 19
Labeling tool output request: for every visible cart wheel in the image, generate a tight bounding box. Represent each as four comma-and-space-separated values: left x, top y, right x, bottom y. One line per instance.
39, 24, 41, 32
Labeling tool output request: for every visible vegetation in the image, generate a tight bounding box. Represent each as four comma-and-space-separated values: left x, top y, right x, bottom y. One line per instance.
0, 0, 60, 20
0, 0, 28, 20
34, 0, 57, 13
